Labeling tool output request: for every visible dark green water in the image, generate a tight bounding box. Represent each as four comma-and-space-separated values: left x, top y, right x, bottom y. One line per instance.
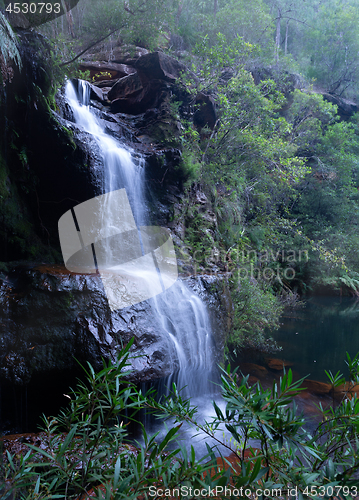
272, 296, 359, 382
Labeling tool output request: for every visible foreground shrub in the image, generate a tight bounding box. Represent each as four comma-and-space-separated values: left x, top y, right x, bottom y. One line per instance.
2, 341, 359, 499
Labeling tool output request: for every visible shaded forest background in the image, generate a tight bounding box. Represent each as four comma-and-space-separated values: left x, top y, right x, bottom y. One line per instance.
3, 4, 359, 495
1, 0, 359, 353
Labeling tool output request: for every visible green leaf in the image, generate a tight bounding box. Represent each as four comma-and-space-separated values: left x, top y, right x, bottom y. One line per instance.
114, 454, 121, 488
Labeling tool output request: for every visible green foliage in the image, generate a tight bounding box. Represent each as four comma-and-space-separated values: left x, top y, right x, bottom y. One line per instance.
213, 0, 273, 49
303, 0, 359, 96
176, 24, 359, 331
176, 0, 273, 58
2, 340, 217, 499
180, 146, 202, 182
287, 89, 338, 152
5, 340, 359, 498
149, 357, 359, 495
179, 35, 313, 301
229, 273, 283, 352
0, 11, 21, 69
193, 32, 255, 87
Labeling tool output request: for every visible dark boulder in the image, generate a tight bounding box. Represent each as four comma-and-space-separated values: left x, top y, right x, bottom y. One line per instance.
110, 80, 168, 115
108, 72, 144, 101
322, 92, 358, 120
193, 92, 217, 129
134, 51, 187, 83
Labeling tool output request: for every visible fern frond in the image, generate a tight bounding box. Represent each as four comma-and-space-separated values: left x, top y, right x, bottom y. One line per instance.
339, 276, 359, 291
0, 11, 21, 68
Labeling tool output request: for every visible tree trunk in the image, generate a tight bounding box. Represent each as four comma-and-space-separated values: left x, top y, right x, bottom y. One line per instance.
214, 0, 218, 16
64, 1, 75, 39
284, 19, 289, 55
275, 8, 281, 62
175, 1, 183, 25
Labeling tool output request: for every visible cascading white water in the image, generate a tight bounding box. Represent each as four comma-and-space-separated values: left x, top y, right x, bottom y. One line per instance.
152, 280, 215, 397
65, 81, 146, 225
65, 80, 217, 398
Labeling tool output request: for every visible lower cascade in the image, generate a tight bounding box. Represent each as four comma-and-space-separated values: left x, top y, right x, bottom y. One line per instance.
64, 80, 218, 398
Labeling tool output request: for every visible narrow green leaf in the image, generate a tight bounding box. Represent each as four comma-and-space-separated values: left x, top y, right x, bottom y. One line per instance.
114, 454, 121, 488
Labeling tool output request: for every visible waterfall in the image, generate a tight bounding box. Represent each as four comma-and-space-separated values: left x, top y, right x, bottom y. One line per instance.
65, 81, 146, 225
64, 80, 217, 398
152, 280, 216, 397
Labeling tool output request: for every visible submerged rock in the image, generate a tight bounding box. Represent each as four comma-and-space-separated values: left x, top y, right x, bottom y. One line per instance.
265, 357, 294, 371
302, 379, 331, 395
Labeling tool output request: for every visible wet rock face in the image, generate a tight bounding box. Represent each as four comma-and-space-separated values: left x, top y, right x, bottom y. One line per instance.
0, 266, 229, 432
28, 111, 104, 235
0, 266, 166, 386
0, 31, 107, 254
0, 267, 228, 387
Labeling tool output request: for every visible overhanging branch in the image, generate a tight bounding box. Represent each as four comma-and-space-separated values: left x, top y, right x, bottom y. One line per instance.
59, 26, 124, 67
59, 0, 148, 67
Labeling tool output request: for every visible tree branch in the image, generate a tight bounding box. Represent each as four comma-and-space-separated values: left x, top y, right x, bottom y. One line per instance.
59, 0, 148, 67
59, 26, 124, 67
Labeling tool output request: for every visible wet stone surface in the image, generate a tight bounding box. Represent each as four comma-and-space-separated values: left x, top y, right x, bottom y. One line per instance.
0, 266, 228, 433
